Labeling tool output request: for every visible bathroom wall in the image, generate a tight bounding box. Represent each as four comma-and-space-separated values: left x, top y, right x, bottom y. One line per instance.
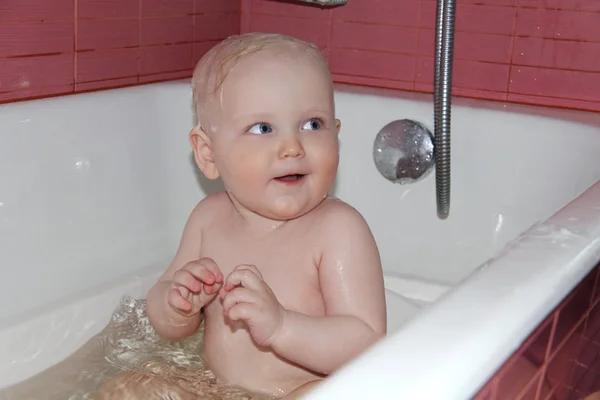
2, 0, 599, 111
0, 0, 239, 102
473, 263, 600, 400
241, 0, 600, 113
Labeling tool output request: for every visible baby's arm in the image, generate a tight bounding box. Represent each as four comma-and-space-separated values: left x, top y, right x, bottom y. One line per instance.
146, 199, 219, 340
271, 203, 387, 375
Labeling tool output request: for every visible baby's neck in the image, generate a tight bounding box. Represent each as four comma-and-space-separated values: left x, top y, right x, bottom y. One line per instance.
226, 192, 289, 234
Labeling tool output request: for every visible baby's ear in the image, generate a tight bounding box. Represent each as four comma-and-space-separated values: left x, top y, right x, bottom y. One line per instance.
189, 125, 220, 180
335, 119, 341, 135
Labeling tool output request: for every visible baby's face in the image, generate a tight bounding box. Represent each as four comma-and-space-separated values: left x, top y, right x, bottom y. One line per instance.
207, 49, 340, 221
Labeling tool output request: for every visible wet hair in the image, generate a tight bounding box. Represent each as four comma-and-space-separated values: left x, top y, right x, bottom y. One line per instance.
191, 32, 331, 128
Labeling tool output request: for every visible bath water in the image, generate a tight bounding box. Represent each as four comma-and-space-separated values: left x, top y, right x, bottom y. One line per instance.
0, 297, 279, 400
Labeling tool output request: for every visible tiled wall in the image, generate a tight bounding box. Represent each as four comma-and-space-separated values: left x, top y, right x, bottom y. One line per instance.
0, 0, 239, 102
473, 263, 600, 400
1, 0, 599, 108
241, 0, 600, 113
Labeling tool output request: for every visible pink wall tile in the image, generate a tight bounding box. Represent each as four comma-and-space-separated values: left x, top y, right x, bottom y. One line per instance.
75, 77, 138, 91
140, 44, 193, 75
0, 54, 74, 102
332, 21, 418, 54
0, 54, 73, 91
196, 0, 245, 14
250, 0, 330, 20
330, 48, 415, 82
142, 0, 194, 17
548, 274, 594, 355
141, 16, 194, 46
240, 1, 252, 33
421, 3, 517, 34
0, 0, 74, 22
0, 21, 73, 57
334, 0, 420, 27
420, 2, 517, 34
334, 74, 414, 91
458, 0, 516, 5
249, 14, 330, 48
516, 9, 600, 42
418, 1, 436, 28
0, 85, 73, 102
509, 66, 600, 102
418, 30, 512, 64
76, 48, 138, 82
416, 57, 509, 92
238, 0, 600, 112
447, 87, 507, 101
77, 18, 139, 50
1, 0, 599, 114
513, 38, 600, 73
507, 93, 600, 113
545, 333, 584, 391
0, 0, 241, 102
454, 61, 510, 92
77, 0, 138, 19
454, 3, 516, 35
518, 0, 600, 11
194, 13, 240, 41
139, 70, 193, 83
193, 40, 222, 64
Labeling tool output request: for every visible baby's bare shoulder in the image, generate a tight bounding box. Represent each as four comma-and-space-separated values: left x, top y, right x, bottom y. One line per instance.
190, 191, 231, 222
311, 198, 382, 279
314, 197, 367, 223
311, 197, 373, 239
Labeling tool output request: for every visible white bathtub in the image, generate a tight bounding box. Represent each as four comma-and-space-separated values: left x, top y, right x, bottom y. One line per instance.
0, 80, 599, 399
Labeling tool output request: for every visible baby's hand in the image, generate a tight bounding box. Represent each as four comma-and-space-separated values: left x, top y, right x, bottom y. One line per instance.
220, 265, 285, 347
168, 258, 223, 316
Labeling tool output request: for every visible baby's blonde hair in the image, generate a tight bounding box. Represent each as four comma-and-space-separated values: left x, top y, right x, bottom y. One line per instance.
191, 32, 331, 128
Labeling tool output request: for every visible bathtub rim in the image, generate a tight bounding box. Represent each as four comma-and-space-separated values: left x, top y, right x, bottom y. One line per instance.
307, 179, 600, 400
330, 82, 600, 127
161, 79, 599, 127
15, 78, 590, 128
2, 78, 598, 129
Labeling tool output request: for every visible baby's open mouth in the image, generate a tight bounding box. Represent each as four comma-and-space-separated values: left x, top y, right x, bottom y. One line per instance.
275, 174, 306, 182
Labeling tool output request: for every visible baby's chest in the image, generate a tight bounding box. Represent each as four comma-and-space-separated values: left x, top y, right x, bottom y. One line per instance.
202, 233, 322, 310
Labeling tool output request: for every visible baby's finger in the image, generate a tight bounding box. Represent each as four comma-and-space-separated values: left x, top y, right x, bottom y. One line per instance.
177, 285, 190, 298
203, 281, 222, 296
227, 303, 255, 322
198, 258, 224, 283
168, 288, 192, 312
222, 287, 255, 317
185, 263, 218, 285
224, 268, 262, 292
233, 264, 263, 280
173, 270, 202, 293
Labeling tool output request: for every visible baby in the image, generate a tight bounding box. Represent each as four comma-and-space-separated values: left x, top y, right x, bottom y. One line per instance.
102, 32, 387, 399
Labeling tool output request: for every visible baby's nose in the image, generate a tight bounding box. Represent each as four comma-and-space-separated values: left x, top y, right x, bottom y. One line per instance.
278, 133, 305, 158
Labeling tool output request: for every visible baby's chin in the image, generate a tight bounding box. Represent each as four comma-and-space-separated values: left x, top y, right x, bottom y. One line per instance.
256, 197, 327, 222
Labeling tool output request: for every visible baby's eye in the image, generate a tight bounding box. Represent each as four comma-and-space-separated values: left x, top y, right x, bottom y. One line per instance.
248, 122, 273, 135
302, 118, 323, 131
